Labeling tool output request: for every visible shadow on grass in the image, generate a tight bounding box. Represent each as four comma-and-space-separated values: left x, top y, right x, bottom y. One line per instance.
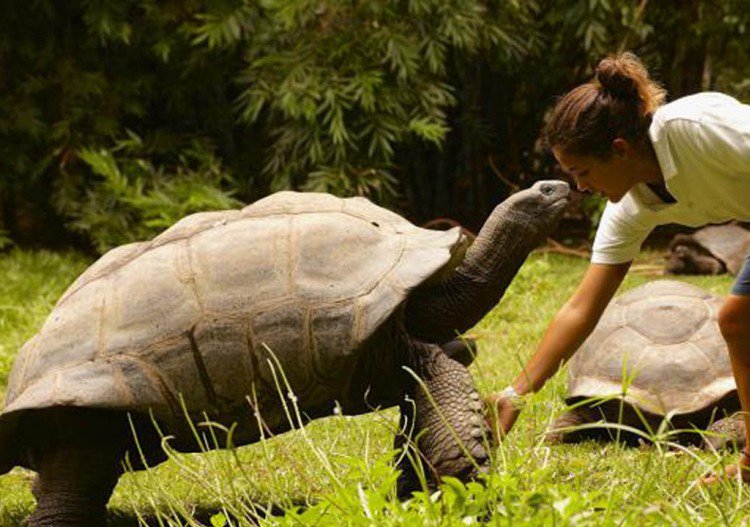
108, 508, 225, 527
107, 502, 301, 527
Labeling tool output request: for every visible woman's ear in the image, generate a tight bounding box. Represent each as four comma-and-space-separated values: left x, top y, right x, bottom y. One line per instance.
612, 138, 630, 158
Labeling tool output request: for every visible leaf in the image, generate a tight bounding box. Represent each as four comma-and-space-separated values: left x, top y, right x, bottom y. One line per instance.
210, 512, 227, 527
408, 117, 449, 145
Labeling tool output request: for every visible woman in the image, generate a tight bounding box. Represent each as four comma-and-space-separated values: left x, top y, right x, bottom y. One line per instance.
491, 51, 750, 483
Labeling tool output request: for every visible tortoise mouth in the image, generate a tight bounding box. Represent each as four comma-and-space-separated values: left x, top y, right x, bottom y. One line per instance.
550, 193, 570, 212
543, 193, 570, 225
538, 180, 570, 217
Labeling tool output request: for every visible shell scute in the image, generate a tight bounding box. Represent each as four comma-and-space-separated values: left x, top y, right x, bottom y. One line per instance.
191, 317, 256, 409
106, 244, 200, 355
294, 213, 400, 301
151, 210, 241, 247
135, 334, 206, 411
693, 223, 750, 274
624, 295, 708, 344
242, 191, 343, 218
190, 216, 292, 314
56, 242, 146, 306
23, 279, 109, 388
310, 302, 358, 384
251, 303, 312, 394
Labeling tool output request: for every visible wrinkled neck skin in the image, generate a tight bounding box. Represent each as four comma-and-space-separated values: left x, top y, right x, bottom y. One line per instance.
406, 202, 546, 343
460, 202, 544, 282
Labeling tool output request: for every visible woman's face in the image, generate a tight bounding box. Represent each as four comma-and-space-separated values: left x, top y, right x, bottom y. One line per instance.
553, 142, 639, 203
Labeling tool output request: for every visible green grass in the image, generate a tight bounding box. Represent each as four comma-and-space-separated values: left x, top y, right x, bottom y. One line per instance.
0, 248, 748, 526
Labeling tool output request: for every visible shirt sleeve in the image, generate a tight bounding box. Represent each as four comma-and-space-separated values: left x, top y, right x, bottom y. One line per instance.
590, 196, 655, 265
662, 93, 750, 175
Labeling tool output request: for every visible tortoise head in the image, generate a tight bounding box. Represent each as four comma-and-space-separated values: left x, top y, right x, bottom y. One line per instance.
457, 179, 570, 280
405, 180, 570, 343
666, 244, 725, 275
500, 180, 570, 241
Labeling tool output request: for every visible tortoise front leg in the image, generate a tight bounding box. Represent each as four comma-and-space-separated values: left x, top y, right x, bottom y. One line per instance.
545, 407, 602, 444
394, 337, 479, 497
400, 340, 490, 492
704, 413, 747, 451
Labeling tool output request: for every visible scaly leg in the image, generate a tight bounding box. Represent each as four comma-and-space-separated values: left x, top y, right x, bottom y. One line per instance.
25, 409, 128, 527
704, 413, 747, 451
403, 340, 489, 490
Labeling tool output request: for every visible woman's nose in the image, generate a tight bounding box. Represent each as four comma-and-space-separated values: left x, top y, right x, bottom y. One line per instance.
574, 178, 589, 192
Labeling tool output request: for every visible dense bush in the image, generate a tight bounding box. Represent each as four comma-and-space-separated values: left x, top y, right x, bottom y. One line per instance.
55, 133, 241, 253
1, 1, 749, 251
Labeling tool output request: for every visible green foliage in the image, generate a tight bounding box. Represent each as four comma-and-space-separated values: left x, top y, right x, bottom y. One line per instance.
0, 0, 253, 246
56, 133, 241, 253
229, 0, 536, 201
2, 1, 750, 244
0, 232, 13, 252
581, 194, 607, 240
542, 0, 650, 56
302, 167, 399, 203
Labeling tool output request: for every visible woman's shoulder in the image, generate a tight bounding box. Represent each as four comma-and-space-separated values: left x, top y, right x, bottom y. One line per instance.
654, 92, 746, 124
651, 92, 750, 151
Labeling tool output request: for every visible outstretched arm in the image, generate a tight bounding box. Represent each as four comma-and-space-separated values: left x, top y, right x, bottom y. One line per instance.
490, 261, 631, 436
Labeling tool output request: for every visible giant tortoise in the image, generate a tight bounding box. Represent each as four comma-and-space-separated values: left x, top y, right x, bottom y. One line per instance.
0, 182, 569, 526
547, 280, 744, 448
666, 222, 750, 276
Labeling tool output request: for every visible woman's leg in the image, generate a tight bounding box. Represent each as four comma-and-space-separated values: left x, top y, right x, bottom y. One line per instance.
702, 292, 750, 483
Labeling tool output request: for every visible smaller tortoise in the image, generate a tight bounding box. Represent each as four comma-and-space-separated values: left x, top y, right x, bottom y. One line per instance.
548, 280, 744, 449
666, 222, 750, 275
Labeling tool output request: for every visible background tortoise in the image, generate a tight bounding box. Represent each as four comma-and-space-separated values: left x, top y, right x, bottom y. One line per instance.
666, 222, 750, 276
0, 182, 569, 526
548, 280, 744, 448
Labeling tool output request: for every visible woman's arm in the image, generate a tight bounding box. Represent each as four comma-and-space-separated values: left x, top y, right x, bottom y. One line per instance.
490, 261, 631, 435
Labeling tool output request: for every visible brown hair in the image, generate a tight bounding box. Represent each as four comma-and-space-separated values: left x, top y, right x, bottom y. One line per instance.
542, 52, 666, 158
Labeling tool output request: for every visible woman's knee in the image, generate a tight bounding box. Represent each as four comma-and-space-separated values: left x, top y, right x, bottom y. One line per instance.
718, 295, 750, 344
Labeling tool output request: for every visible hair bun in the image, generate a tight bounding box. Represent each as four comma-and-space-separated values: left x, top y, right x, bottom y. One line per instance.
595, 53, 642, 99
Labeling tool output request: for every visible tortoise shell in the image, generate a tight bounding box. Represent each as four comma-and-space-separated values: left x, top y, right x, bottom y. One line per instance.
566, 280, 733, 416
0, 191, 468, 472
690, 223, 750, 275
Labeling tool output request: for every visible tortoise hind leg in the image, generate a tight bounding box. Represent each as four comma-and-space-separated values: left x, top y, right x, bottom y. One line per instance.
25, 408, 129, 527
28, 445, 122, 527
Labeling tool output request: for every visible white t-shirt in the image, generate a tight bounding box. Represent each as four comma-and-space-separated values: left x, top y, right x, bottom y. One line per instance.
591, 92, 750, 265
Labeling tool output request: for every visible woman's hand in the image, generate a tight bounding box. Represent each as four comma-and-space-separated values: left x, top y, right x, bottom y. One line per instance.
699, 451, 750, 485
486, 262, 630, 444
485, 392, 521, 441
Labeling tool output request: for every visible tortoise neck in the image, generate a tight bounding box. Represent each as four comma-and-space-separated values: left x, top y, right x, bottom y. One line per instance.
405, 204, 539, 343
